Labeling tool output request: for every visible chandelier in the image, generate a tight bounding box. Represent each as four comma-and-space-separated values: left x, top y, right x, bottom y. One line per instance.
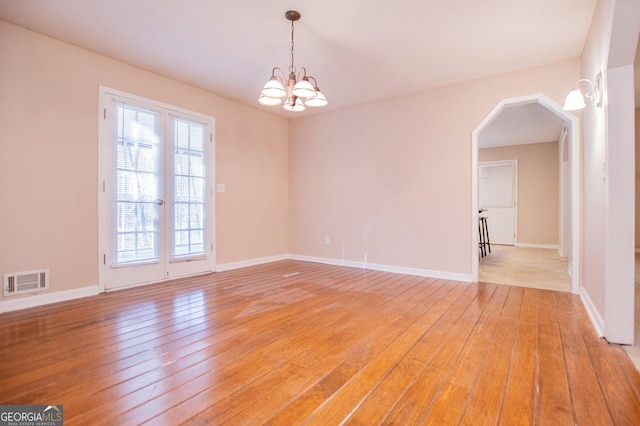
258, 10, 328, 112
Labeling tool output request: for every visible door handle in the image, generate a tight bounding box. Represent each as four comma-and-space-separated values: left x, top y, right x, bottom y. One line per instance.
157, 199, 165, 206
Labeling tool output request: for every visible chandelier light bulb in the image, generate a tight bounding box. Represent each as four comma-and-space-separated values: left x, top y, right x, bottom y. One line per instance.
292, 77, 317, 98
281, 97, 305, 112
261, 76, 286, 98
258, 95, 283, 106
562, 89, 586, 111
305, 88, 328, 107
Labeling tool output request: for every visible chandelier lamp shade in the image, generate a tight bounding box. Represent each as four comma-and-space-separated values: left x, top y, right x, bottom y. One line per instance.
259, 10, 328, 112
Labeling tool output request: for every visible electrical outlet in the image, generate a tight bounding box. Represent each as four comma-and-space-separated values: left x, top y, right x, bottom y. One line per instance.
324, 236, 330, 245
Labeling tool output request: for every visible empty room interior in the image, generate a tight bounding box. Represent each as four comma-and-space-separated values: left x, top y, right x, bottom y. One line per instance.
1, 0, 640, 424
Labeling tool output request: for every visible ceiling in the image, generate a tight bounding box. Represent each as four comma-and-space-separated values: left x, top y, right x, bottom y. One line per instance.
0, 0, 602, 147
479, 103, 566, 148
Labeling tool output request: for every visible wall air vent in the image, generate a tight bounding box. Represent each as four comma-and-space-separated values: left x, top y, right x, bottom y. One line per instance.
3, 269, 49, 297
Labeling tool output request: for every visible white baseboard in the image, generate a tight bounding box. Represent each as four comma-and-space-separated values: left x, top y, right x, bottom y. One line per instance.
288, 254, 363, 269
0, 253, 472, 313
216, 254, 289, 272
580, 288, 604, 337
516, 243, 559, 250
0, 286, 99, 313
288, 254, 472, 282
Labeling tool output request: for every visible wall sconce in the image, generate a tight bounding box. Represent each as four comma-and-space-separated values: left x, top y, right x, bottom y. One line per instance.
563, 72, 603, 110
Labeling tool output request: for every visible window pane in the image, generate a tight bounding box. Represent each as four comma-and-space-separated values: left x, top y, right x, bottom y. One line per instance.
175, 203, 189, 229
171, 117, 206, 258
114, 102, 161, 264
190, 177, 204, 203
190, 126, 204, 151
175, 176, 189, 202
190, 203, 203, 228
190, 153, 204, 177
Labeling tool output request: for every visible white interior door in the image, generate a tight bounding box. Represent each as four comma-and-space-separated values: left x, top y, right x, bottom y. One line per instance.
99, 88, 215, 291
479, 160, 517, 245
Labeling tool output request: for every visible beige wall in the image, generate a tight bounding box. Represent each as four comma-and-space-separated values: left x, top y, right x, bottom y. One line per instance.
0, 20, 289, 301
635, 108, 640, 251
289, 59, 580, 277
636, 107, 640, 250
579, 0, 639, 343
479, 142, 560, 246
580, 0, 611, 329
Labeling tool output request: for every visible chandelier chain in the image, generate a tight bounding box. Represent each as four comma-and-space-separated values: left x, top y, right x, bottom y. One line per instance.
290, 19, 295, 73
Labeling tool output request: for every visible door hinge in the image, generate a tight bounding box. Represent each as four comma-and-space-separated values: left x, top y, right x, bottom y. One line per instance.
211, 243, 214, 252
102, 181, 106, 192
103, 254, 106, 265
103, 108, 106, 119
210, 133, 213, 142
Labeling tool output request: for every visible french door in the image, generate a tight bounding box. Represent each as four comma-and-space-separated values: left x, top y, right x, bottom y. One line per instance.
99, 87, 215, 291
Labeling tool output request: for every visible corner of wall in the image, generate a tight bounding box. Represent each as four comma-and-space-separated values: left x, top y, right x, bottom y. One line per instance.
580, 287, 605, 336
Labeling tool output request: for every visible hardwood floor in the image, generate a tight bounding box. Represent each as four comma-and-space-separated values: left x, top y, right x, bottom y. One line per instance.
1, 260, 639, 425
479, 245, 571, 292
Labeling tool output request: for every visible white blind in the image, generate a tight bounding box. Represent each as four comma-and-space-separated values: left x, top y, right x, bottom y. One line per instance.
112, 101, 162, 264
168, 115, 207, 260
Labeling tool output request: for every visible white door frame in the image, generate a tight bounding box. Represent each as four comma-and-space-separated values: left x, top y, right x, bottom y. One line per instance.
558, 126, 570, 258
471, 93, 580, 294
98, 86, 216, 293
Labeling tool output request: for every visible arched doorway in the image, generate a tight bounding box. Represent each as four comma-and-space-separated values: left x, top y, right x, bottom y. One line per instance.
471, 93, 581, 294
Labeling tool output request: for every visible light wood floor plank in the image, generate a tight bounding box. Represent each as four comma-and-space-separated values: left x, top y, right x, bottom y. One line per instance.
120, 268, 415, 425
419, 285, 511, 425
554, 292, 613, 425
0, 260, 638, 425
536, 290, 574, 424
4, 264, 350, 404
458, 286, 522, 425
499, 287, 538, 425
570, 294, 640, 425
307, 280, 466, 424
380, 283, 498, 424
